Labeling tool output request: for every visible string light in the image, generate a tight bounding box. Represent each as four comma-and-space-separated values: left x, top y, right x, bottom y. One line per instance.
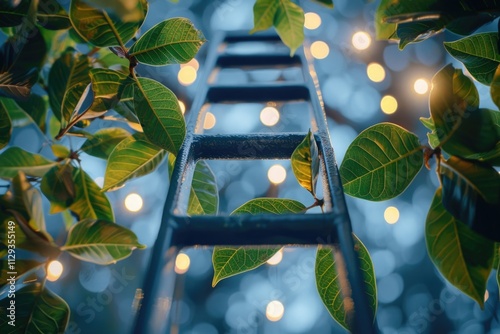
304, 12, 321, 30
203, 112, 216, 130
47, 260, 63, 282
268, 165, 287, 184
380, 95, 398, 114
367, 63, 385, 82
125, 193, 143, 212
352, 31, 371, 50
178, 100, 186, 114
384, 206, 400, 224
181, 58, 199, 71
266, 249, 283, 265
414, 78, 429, 94
260, 106, 280, 126
266, 300, 285, 322
178, 66, 197, 86
175, 253, 190, 274
310, 41, 330, 59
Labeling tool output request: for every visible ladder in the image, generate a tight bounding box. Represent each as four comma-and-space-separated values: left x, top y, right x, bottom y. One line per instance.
133, 31, 376, 334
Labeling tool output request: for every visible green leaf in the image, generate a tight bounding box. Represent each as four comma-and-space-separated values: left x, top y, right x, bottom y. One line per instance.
340, 123, 424, 201
0, 259, 42, 289
426, 188, 494, 308
274, 0, 304, 56
69, 0, 146, 47
429, 65, 499, 156
41, 164, 75, 213
37, 0, 71, 30
291, 129, 319, 196
23, 186, 46, 233
419, 117, 440, 148
16, 94, 48, 133
0, 147, 56, 178
0, 99, 12, 148
0, 97, 30, 127
80, 127, 131, 159
70, 167, 114, 221
129, 18, 205, 66
316, 234, 377, 331
374, 0, 397, 41
89, 68, 130, 112
439, 156, 500, 240
0, 0, 30, 27
51, 144, 70, 159
103, 135, 166, 191
444, 33, 500, 85
133, 77, 185, 154
490, 64, 500, 109
311, 0, 334, 8
61, 218, 145, 264
83, 0, 147, 23
212, 198, 306, 286
250, 0, 279, 34
188, 161, 218, 215
0, 284, 69, 333
48, 50, 89, 124
463, 142, 500, 166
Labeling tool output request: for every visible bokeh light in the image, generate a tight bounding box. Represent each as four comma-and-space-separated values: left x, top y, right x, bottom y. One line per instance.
367, 63, 385, 82
352, 31, 371, 50
125, 193, 143, 212
268, 164, 287, 184
414, 78, 429, 94
266, 249, 283, 265
304, 12, 321, 30
47, 260, 63, 282
484, 290, 489, 302
178, 100, 186, 114
380, 95, 398, 114
203, 112, 216, 130
266, 300, 285, 322
384, 206, 400, 224
260, 106, 280, 126
175, 253, 191, 274
182, 58, 199, 71
178, 66, 197, 86
310, 41, 329, 59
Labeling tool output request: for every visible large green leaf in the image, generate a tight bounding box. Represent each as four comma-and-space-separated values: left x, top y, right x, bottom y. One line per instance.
0, 284, 69, 333
427, 65, 498, 156
103, 135, 166, 191
80, 127, 131, 159
69, 0, 146, 47
37, 0, 71, 30
88, 68, 130, 113
274, 0, 304, 56
426, 188, 494, 308
129, 18, 205, 66
41, 164, 75, 213
0, 99, 11, 148
490, 64, 500, 110
0, 259, 42, 289
250, 0, 279, 34
291, 129, 319, 197
316, 234, 377, 331
133, 77, 185, 154
212, 198, 306, 286
48, 50, 89, 124
340, 123, 424, 201
439, 156, 500, 240
61, 218, 145, 264
70, 167, 114, 221
444, 33, 500, 85
16, 94, 48, 133
0, 0, 30, 27
84, 0, 147, 22
188, 161, 218, 215
0, 147, 56, 178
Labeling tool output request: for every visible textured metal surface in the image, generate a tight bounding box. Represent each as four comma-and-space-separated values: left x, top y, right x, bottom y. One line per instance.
133, 31, 376, 334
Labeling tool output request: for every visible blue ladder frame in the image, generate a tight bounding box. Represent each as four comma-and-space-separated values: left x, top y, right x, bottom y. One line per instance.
133, 31, 376, 334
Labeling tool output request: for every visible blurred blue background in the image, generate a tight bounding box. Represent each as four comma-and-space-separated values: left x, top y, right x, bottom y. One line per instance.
6, 0, 500, 333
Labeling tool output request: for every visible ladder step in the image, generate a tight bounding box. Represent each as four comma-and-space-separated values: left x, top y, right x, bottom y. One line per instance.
206, 84, 310, 102
216, 54, 301, 67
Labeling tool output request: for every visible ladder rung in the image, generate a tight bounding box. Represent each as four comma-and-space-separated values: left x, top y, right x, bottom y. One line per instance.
216, 54, 301, 67
206, 84, 310, 102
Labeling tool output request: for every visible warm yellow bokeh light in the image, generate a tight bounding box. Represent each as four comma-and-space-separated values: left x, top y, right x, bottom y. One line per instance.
266, 249, 283, 265
203, 112, 216, 130
414, 78, 429, 94
268, 164, 287, 185
181, 58, 199, 71
310, 41, 330, 59
304, 12, 321, 30
178, 66, 197, 86
175, 253, 190, 274
125, 193, 143, 212
178, 100, 186, 114
484, 290, 490, 302
266, 300, 285, 322
367, 63, 385, 82
384, 206, 400, 224
352, 31, 371, 50
381, 95, 398, 114
260, 106, 280, 126
47, 260, 63, 282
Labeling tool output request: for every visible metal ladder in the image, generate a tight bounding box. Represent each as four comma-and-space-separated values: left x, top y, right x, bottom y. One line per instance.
133, 31, 375, 334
